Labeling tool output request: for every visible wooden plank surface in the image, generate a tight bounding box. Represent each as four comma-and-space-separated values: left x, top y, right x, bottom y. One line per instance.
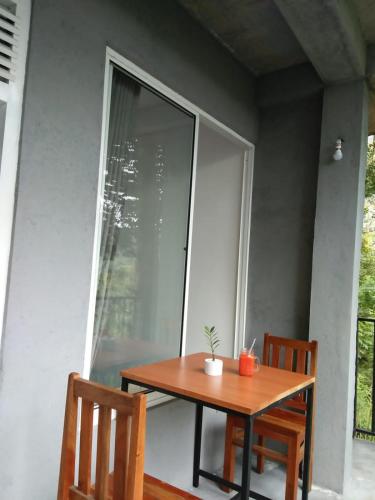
113, 412, 129, 500
127, 394, 147, 499
144, 474, 201, 499
121, 353, 314, 415
95, 407, 111, 499
74, 379, 134, 414
78, 399, 94, 494
57, 373, 79, 500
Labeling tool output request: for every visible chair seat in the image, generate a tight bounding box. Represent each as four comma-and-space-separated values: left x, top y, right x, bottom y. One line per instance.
232, 410, 306, 445
266, 407, 306, 427
95, 472, 201, 499
144, 474, 201, 499
233, 416, 305, 445
255, 412, 305, 440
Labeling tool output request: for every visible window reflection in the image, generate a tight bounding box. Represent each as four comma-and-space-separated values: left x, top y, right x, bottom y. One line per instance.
91, 67, 194, 386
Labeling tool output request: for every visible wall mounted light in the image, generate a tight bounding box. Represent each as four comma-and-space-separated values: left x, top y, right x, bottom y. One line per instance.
333, 138, 344, 161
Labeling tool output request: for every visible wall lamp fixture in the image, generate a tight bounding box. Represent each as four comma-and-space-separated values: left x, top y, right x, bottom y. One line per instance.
333, 138, 344, 161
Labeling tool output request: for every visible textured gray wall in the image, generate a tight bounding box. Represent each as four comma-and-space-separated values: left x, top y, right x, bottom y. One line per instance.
0, 102, 6, 174
0, 1, 257, 498
247, 94, 322, 351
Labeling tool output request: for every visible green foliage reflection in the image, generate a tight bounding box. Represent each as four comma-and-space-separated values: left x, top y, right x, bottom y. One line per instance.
356, 140, 375, 440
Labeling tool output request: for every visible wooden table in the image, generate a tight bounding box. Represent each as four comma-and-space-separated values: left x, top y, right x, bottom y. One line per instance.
121, 352, 315, 500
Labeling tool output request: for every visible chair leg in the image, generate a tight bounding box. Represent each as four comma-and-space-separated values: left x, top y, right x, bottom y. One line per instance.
255, 435, 265, 474
221, 415, 236, 493
285, 436, 301, 500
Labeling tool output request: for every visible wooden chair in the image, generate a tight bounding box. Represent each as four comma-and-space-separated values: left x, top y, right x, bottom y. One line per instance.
58, 372, 200, 500
222, 333, 318, 500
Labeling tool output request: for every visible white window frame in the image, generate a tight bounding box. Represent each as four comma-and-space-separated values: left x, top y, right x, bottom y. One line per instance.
0, 0, 31, 348
84, 47, 254, 407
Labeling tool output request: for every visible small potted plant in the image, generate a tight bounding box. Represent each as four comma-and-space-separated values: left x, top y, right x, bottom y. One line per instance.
204, 325, 223, 376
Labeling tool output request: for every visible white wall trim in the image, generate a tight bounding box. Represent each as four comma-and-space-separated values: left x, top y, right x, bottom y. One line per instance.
83, 62, 113, 378
84, 46, 255, 406
106, 47, 254, 150
180, 117, 199, 357
0, 0, 31, 348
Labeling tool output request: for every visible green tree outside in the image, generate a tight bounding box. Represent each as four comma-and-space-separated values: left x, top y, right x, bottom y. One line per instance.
356, 139, 375, 438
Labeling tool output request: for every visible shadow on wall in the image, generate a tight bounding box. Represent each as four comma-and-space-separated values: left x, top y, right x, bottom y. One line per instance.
247, 94, 323, 346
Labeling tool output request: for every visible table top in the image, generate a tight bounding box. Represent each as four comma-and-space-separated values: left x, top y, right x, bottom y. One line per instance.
120, 352, 315, 415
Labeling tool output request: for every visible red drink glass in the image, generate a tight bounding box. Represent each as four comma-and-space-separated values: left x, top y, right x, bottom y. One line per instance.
239, 348, 260, 376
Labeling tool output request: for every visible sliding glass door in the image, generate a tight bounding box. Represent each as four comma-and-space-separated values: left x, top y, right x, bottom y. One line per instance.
91, 66, 195, 386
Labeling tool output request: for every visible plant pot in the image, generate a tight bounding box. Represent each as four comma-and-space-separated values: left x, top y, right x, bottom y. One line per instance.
204, 358, 223, 376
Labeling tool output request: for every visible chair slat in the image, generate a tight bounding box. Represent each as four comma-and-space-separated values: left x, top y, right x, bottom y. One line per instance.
113, 412, 130, 500
95, 406, 112, 500
58, 373, 80, 500
267, 335, 314, 351
296, 349, 306, 374
74, 379, 133, 415
284, 347, 293, 371
310, 340, 318, 376
263, 333, 271, 365
272, 344, 280, 367
127, 394, 146, 499
78, 399, 94, 494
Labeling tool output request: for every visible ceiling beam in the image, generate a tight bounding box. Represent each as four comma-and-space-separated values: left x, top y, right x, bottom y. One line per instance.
274, 0, 366, 83
257, 63, 323, 108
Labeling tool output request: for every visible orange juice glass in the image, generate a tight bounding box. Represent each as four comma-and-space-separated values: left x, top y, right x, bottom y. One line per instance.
239, 348, 260, 376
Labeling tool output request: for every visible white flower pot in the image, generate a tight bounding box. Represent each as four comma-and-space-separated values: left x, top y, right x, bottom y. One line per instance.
204, 358, 223, 376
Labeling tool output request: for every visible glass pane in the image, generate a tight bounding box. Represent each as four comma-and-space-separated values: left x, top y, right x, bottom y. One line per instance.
91, 66, 195, 386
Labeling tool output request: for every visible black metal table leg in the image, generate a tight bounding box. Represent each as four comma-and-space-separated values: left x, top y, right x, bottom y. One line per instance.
233, 415, 254, 500
193, 403, 203, 487
302, 385, 314, 500
241, 415, 253, 500
121, 378, 129, 392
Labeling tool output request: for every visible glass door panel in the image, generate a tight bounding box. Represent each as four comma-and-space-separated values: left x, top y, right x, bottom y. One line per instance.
91, 66, 195, 386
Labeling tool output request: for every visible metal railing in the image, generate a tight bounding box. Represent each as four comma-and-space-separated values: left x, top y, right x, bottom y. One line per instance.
354, 317, 375, 438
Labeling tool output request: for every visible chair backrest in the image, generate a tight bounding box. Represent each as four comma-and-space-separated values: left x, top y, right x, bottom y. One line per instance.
57, 373, 146, 500
262, 332, 318, 412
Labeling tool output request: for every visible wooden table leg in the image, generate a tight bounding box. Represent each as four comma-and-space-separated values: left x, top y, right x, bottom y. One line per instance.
233, 415, 253, 500
193, 403, 203, 487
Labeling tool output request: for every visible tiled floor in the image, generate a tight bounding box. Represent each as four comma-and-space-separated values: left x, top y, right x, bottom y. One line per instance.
349, 439, 375, 500
183, 439, 375, 500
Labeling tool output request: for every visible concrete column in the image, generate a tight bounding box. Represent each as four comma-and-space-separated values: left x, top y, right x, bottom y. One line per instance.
309, 81, 368, 493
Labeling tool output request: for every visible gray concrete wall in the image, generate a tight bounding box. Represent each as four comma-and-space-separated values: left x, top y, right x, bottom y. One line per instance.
0, 101, 7, 175
0, 1, 257, 498
309, 81, 368, 494
247, 94, 323, 351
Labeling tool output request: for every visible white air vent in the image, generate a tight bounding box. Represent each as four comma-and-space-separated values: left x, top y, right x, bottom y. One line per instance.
0, 4, 17, 83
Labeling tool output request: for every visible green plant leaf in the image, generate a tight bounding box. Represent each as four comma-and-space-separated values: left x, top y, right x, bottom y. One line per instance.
203, 325, 221, 359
